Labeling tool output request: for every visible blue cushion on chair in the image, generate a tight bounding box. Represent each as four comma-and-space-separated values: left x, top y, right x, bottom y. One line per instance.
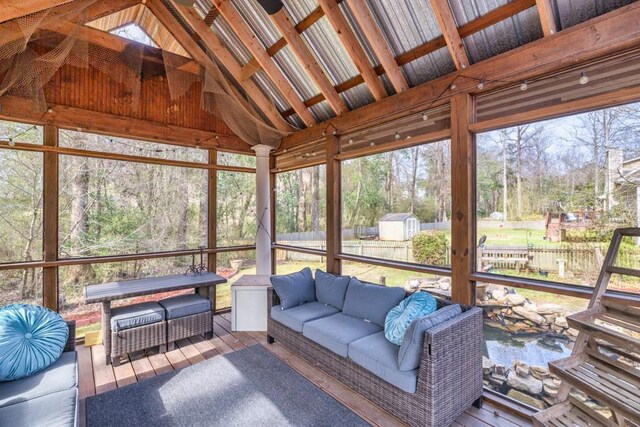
270, 267, 316, 310
384, 292, 437, 345
0, 304, 69, 382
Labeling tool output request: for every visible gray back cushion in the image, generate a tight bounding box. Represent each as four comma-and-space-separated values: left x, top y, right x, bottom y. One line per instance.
342, 277, 405, 327
270, 267, 316, 310
315, 270, 350, 310
397, 304, 462, 371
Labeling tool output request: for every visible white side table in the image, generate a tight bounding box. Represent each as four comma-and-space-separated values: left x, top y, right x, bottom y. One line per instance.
231, 275, 272, 331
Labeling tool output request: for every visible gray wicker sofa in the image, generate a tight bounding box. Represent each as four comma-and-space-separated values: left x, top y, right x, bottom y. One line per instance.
267, 279, 483, 427
0, 321, 78, 427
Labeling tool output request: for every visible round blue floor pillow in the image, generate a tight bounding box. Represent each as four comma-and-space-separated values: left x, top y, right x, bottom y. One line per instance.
0, 304, 68, 382
384, 292, 437, 346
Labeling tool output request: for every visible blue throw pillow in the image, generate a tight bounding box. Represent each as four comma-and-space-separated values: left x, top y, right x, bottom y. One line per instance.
384, 292, 437, 346
315, 270, 350, 310
397, 304, 462, 371
342, 277, 405, 327
0, 304, 69, 382
270, 267, 316, 310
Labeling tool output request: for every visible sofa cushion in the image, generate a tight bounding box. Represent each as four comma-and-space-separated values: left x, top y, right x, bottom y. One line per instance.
342, 278, 405, 327
303, 313, 382, 357
110, 302, 165, 332
349, 332, 418, 393
270, 267, 316, 310
0, 387, 77, 427
385, 292, 437, 345
271, 302, 340, 333
0, 351, 77, 408
398, 304, 462, 371
0, 304, 69, 382
159, 294, 211, 320
315, 270, 350, 310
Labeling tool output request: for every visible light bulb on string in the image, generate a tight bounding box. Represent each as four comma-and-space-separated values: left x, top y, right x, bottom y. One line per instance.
450, 83, 457, 90
579, 72, 589, 85
8, 138, 15, 147
348, 139, 354, 145
394, 132, 401, 140
422, 112, 428, 121
520, 81, 529, 91
477, 80, 485, 90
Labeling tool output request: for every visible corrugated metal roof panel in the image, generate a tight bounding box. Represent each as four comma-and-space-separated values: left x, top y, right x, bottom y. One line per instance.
309, 100, 335, 122
449, 0, 510, 25
340, 83, 375, 110
231, 0, 281, 48
339, 1, 380, 67
251, 69, 290, 111
403, 47, 455, 86
283, 0, 319, 25
272, 46, 321, 100
211, 16, 252, 65
460, 7, 543, 64
194, 0, 213, 18
556, 0, 635, 29
366, 0, 442, 56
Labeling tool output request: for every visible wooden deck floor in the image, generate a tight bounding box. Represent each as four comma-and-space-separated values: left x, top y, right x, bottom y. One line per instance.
78, 313, 533, 427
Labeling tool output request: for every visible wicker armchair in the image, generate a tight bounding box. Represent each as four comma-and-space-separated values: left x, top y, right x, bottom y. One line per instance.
267, 288, 483, 427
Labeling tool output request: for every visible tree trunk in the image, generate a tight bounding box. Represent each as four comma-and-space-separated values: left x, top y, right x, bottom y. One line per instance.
311, 166, 320, 231
516, 127, 523, 219
502, 139, 508, 222
177, 177, 189, 250
409, 147, 419, 214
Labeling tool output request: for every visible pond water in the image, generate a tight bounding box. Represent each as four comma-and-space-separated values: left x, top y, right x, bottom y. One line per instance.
483, 322, 573, 367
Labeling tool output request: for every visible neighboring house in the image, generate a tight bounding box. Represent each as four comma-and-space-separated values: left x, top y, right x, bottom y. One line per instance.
605, 149, 640, 231
379, 213, 420, 241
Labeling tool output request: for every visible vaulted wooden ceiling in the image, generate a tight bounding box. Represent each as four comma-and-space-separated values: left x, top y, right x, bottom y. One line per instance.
0, 0, 637, 138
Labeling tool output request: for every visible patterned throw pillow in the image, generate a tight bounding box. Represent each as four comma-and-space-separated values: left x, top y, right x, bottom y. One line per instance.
0, 304, 69, 382
384, 292, 437, 346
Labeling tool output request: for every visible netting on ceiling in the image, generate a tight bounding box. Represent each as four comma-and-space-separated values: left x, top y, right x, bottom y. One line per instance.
0, 0, 289, 147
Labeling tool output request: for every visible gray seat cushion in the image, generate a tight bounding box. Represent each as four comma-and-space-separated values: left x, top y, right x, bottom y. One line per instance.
303, 313, 382, 357
315, 270, 350, 310
0, 351, 77, 408
342, 277, 405, 327
398, 304, 462, 371
110, 302, 165, 332
349, 332, 418, 393
0, 388, 77, 427
159, 294, 211, 320
270, 267, 316, 309
271, 302, 340, 332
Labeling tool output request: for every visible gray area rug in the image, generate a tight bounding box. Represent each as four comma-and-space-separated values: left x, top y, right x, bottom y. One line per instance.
87, 345, 370, 427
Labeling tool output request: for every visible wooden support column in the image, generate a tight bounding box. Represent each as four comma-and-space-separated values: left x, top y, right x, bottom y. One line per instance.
535, 0, 558, 36
43, 125, 59, 311
207, 149, 217, 286
326, 135, 341, 274
450, 94, 476, 305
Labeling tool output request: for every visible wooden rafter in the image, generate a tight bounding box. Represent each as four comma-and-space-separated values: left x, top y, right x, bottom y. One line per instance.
429, 0, 470, 70
0, 0, 74, 24
280, 1, 640, 149
347, 0, 408, 94
209, 0, 317, 127
280, 0, 536, 117
316, 0, 387, 101
535, 0, 558, 36
166, 2, 294, 132
269, 8, 348, 116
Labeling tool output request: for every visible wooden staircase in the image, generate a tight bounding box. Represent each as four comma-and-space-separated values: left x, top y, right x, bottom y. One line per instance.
533, 228, 640, 427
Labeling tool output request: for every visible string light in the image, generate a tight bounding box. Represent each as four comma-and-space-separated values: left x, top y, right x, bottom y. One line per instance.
579, 72, 589, 85
8, 138, 15, 147
321, 130, 326, 137
394, 132, 401, 140
450, 83, 457, 90
348, 139, 354, 145
369, 142, 375, 147
422, 112, 428, 121
520, 81, 529, 91
477, 79, 485, 90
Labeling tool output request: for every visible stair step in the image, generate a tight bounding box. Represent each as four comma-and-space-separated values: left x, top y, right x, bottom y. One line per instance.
567, 303, 640, 355
532, 397, 617, 427
549, 353, 640, 422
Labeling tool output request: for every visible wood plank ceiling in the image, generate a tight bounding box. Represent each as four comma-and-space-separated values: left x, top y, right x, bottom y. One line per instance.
0, 0, 636, 135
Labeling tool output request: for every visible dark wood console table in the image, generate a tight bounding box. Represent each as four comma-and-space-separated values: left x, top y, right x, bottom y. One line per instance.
85, 272, 227, 364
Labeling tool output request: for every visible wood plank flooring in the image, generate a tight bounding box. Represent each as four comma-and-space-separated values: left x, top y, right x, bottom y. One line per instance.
78, 313, 532, 427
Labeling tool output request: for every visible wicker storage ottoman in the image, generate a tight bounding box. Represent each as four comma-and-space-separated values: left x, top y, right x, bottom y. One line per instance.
110, 302, 167, 365
159, 294, 213, 350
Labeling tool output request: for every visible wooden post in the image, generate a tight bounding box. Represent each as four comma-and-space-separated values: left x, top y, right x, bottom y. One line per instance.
270, 154, 277, 273
326, 135, 341, 274
450, 94, 476, 306
43, 125, 59, 311
207, 149, 217, 309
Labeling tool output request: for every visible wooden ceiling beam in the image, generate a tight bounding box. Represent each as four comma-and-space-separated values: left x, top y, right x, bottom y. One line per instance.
0, 96, 251, 152
0, 0, 74, 24
269, 8, 348, 115
535, 0, 558, 36
280, 2, 640, 149
164, 1, 294, 132
279, 0, 536, 117
429, 0, 470, 70
316, 0, 387, 101
210, 0, 317, 127
347, 0, 409, 93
